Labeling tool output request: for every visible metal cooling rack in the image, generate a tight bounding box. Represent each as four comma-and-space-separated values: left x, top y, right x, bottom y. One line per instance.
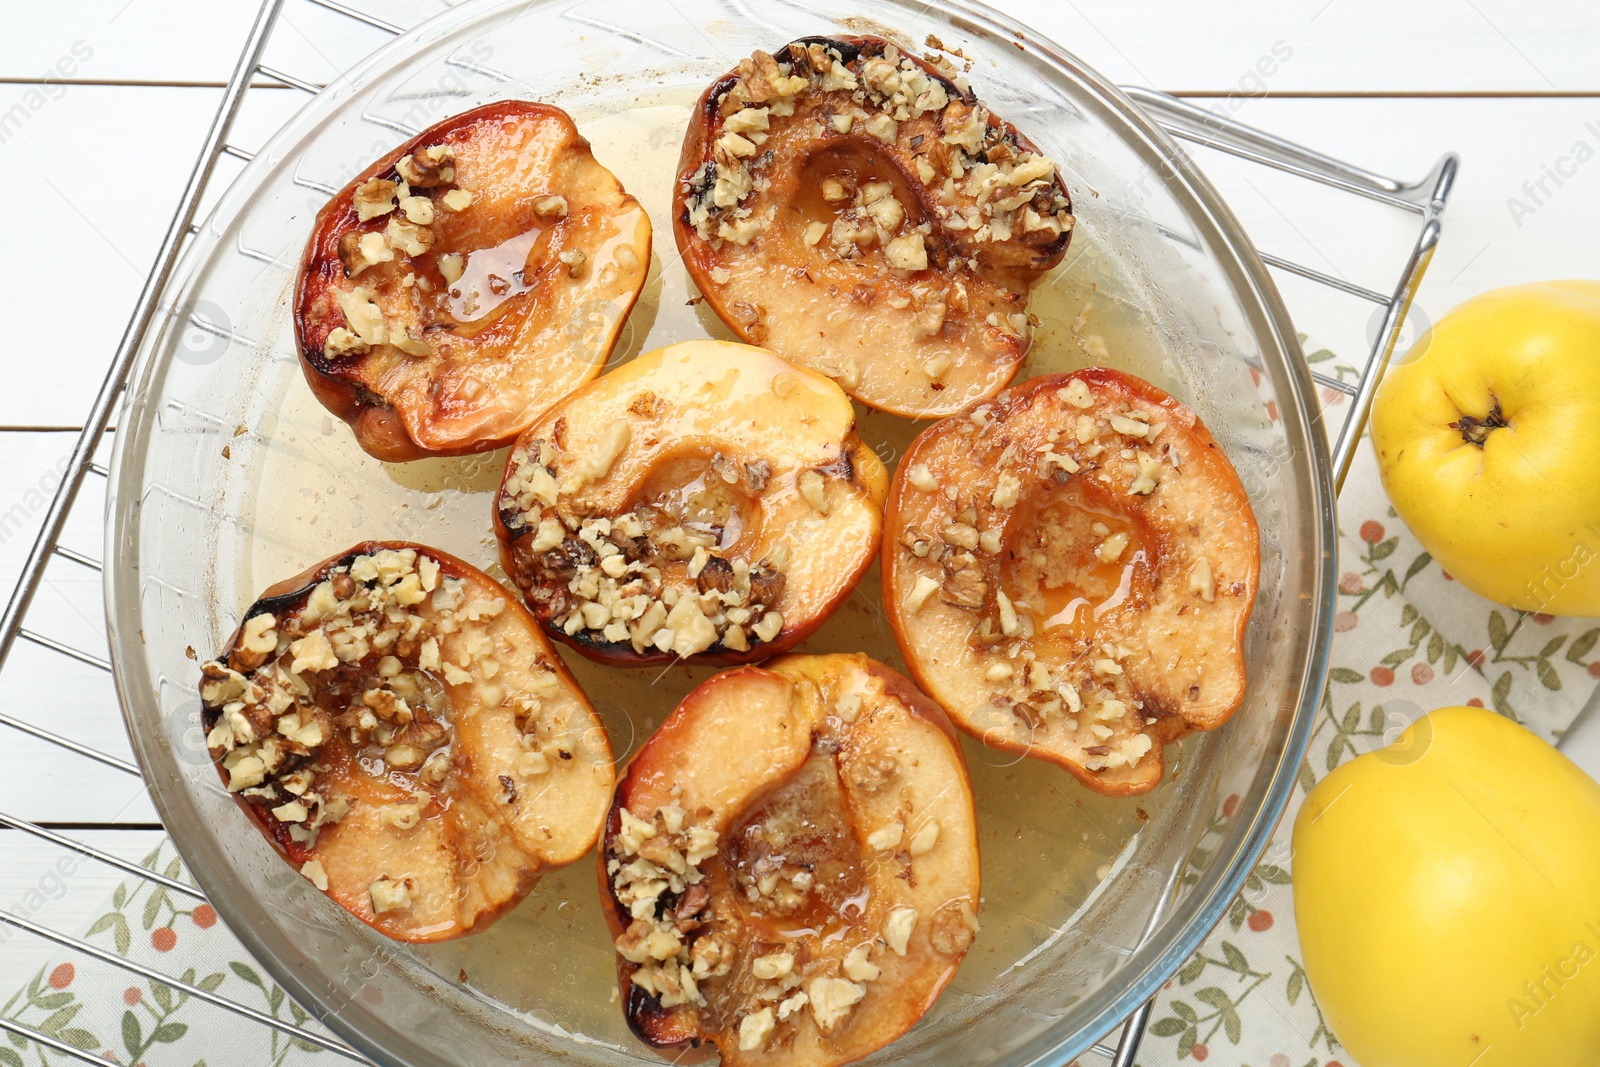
0, 0, 1456, 1062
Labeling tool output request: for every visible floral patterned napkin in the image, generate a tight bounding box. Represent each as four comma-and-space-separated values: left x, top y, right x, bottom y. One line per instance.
1135, 357, 1600, 1066
5, 353, 1596, 1067
0, 838, 335, 1066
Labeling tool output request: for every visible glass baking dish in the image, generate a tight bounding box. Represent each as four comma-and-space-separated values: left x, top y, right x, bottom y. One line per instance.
104, 0, 1334, 1063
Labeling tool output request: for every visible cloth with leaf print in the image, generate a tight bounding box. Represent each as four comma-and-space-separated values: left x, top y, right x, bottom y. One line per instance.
0, 839, 335, 1066
1132, 347, 1600, 1067
4, 348, 1598, 1067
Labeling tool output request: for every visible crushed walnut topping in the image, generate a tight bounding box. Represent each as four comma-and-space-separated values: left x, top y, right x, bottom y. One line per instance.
325, 140, 486, 361
199, 547, 563, 858
718, 746, 899, 1050
609, 805, 723, 1009
607, 661, 980, 1057
369, 874, 416, 914
499, 440, 789, 659
893, 378, 1194, 774
683, 39, 1073, 281
396, 144, 455, 188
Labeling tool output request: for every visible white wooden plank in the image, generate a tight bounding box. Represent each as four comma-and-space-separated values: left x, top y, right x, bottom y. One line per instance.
0, 431, 113, 657
0, 432, 156, 826
0, 0, 415, 88
0, 830, 167, 983
0, 716, 155, 821
1009, 0, 1600, 94
1196, 95, 1600, 363
4, 0, 1599, 93
0, 83, 306, 428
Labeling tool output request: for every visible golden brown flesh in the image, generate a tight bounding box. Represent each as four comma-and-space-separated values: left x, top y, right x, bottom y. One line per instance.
674, 36, 1074, 418
295, 101, 651, 461
599, 654, 980, 1067
494, 340, 888, 667
198, 542, 613, 942
882, 370, 1259, 796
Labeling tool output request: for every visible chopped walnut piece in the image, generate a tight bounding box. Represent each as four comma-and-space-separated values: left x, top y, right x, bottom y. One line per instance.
990, 471, 1021, 508
885, 233, 928, 271
1062, 378, 1094, 409
866, 822, 903, 851
1109, 412, 1149, 439
929, 901, 978, 957
807, 976, 866, 1035
323, 327, 368, 360
339, 231, 394, 279
940, 556, 987, 609
883, 906, 918, 956
238, 613, 278, 657
751, 610, 784, 643
1098, 532, 1130, 563
738, 1007, 775, 1051
385, 216, 434, 257
743, 459, 772, 491
534, 195, 570, 219
842, 942, 881, 982
941, 523, 979, 551
904, 574, 939, 613
751, 951, 795, 980
301, 860, 330, 891
369, 875, 415, 913
397, 195, 435, 225
353, 179, 398, 221
912, 300, 946, 339
798, 469, 829, 513
1189, 556, 1215, 602
334, 287, 385, 346
1129, 450, 1161, 495
396, 144, 454, 188
864, 112, 897, 143
665, 595, 719, 658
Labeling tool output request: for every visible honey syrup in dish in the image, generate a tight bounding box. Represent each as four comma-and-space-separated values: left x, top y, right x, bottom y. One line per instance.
237, 88, 1189, 1044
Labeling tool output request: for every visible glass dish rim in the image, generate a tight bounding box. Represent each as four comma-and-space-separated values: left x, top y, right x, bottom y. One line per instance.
103, 0, 1337, 1062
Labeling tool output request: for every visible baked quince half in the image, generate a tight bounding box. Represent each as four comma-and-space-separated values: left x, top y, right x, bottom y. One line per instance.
295, 101, 651, 461
600, 653, 980, 1067
494, 340, 887, 667
882, 370, 1259, 796
674, 36, 1074, 418
197, 542, 613, 942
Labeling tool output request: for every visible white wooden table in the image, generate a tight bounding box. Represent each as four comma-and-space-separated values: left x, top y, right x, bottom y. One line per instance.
5, 0, 1600, 1001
